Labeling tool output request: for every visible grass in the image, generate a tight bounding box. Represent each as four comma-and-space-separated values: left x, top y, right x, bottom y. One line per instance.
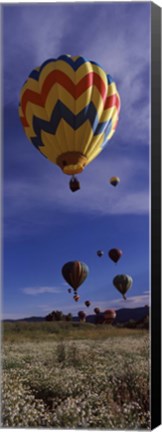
3, 321, 147, 342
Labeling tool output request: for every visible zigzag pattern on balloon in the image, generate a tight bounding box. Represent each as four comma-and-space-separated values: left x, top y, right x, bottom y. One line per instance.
28, 55, 106, 81
20, 71, 108, 121
101, 120, 113, 149
28, 100, 113, 149
29, 57, 115, 86
22, 62, 108, 101
20, 87, 119, 142
20, 85, 119, 137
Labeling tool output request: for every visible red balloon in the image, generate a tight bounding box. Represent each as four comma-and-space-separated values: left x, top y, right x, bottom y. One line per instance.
73, 295, 80, 302
104, 309, 116, 323
108, 248, 123, 263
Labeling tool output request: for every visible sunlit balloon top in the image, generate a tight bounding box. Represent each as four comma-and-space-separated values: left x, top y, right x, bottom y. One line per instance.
19, 55, 121, 176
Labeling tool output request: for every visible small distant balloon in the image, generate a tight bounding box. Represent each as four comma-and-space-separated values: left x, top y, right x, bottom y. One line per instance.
97, 250, 104, 257
104, 309, 116, 323
85, 300, 91, 307
109, 176, 120, 187
108, 248, 123, 263
94, 307, 100, 314
73, 295, 80, 302
113, 274, 133, 300
78, 311, 86, 322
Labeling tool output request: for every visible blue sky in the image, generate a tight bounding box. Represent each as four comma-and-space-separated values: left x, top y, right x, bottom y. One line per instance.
2, 2, 150, 319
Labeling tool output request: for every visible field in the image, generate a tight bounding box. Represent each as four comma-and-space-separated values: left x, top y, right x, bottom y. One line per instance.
2, 322, 150, 429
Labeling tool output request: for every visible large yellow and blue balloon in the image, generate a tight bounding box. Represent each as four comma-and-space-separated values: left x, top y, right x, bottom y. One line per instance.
19, 55, 120, 183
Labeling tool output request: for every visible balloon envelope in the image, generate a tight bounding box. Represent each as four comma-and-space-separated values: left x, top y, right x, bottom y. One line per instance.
85, 300, 91, 307
19, 55, 120, 176
97, 250, 104, 257
109, 248, 123, 263
78, 311, 86, 322
113, 274, 133, 299
104, 309, 116, 322
73, 295, 80, 302
109, 177, 120, 187
94, 307, 100, 314
62, 261, 89, 291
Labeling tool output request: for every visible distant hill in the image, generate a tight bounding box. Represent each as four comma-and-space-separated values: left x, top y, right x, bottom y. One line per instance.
3, 316, 45, 323
114, 305, 149, 323
82, 306, 149, 324
3, 306, 149, 324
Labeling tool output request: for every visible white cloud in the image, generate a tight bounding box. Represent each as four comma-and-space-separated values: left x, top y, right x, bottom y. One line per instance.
23, 294, 150, 315
22, 286, 62, 295
3, 293, 150, 320
81, 5, 150, 144
103, 294, 150, 309
4, 5, 71, 106
71, 294, 150, 313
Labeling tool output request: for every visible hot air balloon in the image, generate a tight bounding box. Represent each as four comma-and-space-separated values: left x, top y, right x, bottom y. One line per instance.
73, 295, 80, 302
109, 177, 120, 187
108, 248, 123, 263
19, 55, 120, 191
97, 250, 104, 257
113, 274, 133, 300
104, 309, 116, 323
62, 261, 89, 298
78, 311, 86, 322
94, 307, 100, 314
68, 288, 72, 294
85, 300, 91, 307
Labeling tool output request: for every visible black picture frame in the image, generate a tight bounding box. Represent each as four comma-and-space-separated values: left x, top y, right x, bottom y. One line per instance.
151, 2, 161, 429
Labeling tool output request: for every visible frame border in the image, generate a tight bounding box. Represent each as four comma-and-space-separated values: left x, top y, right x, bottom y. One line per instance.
151, 2, 161, 429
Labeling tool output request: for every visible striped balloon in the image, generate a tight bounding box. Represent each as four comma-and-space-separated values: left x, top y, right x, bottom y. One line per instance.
62, 261, 89, 294
113, 274, 133, 300
19, 55, 120, 176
